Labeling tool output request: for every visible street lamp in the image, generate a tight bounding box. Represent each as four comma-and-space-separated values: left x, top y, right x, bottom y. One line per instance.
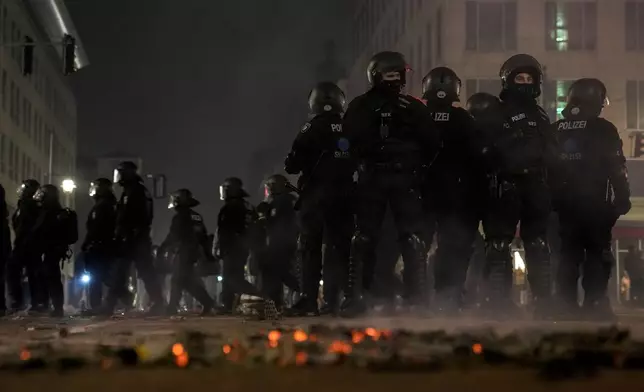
61, 178, 76, 194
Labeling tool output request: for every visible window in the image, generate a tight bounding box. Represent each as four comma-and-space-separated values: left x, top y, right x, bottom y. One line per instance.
15, 89, 20, 127
465, 79, 501, 96
401, 1, 406, 35
543, 80, 574, 120
545, 2, 596, 51
626, 1, 644, 51
425, 22, 433, 69
436, 6, 443, 60
0, 133, 4, 174
417, 35, 423, 76
8, 140, 14, 181
626, 80, 644, 130
1, 70, 5, 111
21, 153, 26, 182
23, 98, 30, 137
465, 1, 517, 52
9, 80, 14, 122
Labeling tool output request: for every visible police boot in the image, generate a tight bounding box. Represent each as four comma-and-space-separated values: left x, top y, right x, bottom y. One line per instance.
524, 238, 555, 320
581, 250, 616, 322
554, 252, 583, 321
480, 240, 521, 320
287, 240, 320, 317
400, 234, 430, 314
339, 234, 369, 318
433, 287, 462, 317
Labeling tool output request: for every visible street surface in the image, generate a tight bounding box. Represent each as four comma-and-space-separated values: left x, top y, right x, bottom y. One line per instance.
1, 309, 644, 389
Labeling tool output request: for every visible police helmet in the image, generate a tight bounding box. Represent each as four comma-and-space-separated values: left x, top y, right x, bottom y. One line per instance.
168, 188, 200, 209
499, 54, 543, 98
33, 184, 60, 204
422, 67, 461, 102
17, 179, 40, 201
308, 82, 346, 115
366, 51, 409, 87
113, 161, 138, 185
219, 177, 249, 201
567, 78, 608, 107
264, 174, 291, 199
89, 178, 113, 198
466, 92, 501, 119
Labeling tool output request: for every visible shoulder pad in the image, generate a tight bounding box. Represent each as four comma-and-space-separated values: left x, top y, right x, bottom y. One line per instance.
300, 122, 312, 133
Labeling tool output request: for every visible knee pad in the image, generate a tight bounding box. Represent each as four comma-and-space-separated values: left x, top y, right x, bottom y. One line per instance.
351, 232, 372, 249
486, 239, 511, 254
399, 233, 425, 252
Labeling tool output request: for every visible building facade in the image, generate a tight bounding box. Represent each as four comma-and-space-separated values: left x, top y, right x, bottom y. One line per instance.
0, 0, 88, 210
347, 0, 644, 154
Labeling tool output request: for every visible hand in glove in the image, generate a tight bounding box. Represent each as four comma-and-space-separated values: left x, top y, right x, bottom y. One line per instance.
614, 197, 632, 216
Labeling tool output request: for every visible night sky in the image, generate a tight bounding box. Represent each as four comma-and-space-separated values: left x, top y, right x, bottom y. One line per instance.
65, 0, 349, 236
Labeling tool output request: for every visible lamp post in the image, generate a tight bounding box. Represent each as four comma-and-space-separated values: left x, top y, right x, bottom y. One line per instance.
61, 178, 76, 208
60, 178, 76, 308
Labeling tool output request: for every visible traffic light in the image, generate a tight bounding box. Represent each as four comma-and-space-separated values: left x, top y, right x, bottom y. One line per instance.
22, 36, 34, 76
635, 132, 644, 158
62, 34, 76, 75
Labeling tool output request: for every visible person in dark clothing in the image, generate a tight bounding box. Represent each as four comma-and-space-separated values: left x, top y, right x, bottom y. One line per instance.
255, 175, 300, 313
340, 51, 440, 317
103, 161, 165, 315
7, 179, 44, 312
479, 54, 555, 319
31, 185, 78, 317
0, 185, 10, 315
81, 178, 119, 313
551, 78, 631, 321
284, 81, 355, 316
625, 246, 644, 306
420, 67, 482, 314
159, 189, 215, 315
215, 177, 265, 314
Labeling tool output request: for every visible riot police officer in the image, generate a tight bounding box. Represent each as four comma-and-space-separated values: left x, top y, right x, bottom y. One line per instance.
7, 179, 44, 312
81, 178, 118, 312
31, 185, 78, 317
216, 177, 264, 314
103, 161, 165, 315
341, 51, 440, 316
551, 78, 630, 321
255, 175, 300, 312
421, 67, 481, 314
285, 81, 355, 316
482, 54, 554, 318
0, 185, 10, 315
160, 189, 215, 315
466, 93, 503, 307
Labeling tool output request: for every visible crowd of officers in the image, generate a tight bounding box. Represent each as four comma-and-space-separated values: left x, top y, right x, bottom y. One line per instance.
215, 51, 630, 322
0, 51, 632, 322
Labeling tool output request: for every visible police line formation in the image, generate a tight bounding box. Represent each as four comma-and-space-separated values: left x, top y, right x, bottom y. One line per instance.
0, 52, 631, 322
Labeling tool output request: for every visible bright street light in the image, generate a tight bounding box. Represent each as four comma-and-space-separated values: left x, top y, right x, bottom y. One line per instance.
61, 178, 76, 194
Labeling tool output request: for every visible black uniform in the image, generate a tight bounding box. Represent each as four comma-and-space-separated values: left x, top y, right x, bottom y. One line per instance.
481, 54, 554, 317
0, 185, 10, 314
31, 185, 78, 317
216, 177, 263, 312
421, 67, 482, 313
8, 179, 44, 311
105, 161, 164, 314
285, 81, 355, 315
82, 179, 119, 311
551, 78, 630, 321
160, 189, 215, 314
466, 93, 503, 306
341, 51, 440, 315
255, 176, 300, 310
